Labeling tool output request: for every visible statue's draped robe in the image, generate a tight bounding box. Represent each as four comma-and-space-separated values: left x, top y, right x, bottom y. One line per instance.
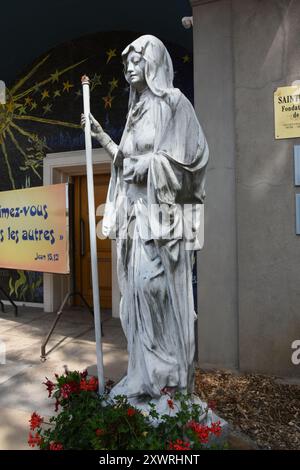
103, 88, 209, 398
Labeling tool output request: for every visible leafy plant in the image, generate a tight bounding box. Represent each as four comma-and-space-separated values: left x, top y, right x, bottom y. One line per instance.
28, 367, 223, 450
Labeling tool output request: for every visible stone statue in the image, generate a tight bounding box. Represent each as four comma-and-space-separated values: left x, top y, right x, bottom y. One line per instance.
81, 35, 209, 404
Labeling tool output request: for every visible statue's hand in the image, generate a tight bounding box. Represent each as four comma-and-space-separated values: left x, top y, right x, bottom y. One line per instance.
81, 113, 104, 139
131, 155, 151, 184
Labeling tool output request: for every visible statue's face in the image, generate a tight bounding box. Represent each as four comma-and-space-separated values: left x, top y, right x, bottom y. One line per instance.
125, 51, 147, 91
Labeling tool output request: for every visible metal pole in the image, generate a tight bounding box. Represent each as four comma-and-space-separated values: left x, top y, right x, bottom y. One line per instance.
81, 75, 105, 394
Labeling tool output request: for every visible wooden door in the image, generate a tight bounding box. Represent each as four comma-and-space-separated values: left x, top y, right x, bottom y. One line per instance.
74, 174, 112, 309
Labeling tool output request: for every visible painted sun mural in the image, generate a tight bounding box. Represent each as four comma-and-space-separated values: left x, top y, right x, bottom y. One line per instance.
0, 56, 87, 189
0, 31, 193, 303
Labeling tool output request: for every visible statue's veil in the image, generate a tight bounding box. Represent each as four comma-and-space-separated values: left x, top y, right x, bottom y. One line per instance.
122, 35, 179, 110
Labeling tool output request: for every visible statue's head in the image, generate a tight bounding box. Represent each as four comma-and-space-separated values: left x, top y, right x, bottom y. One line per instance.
124, 49, 147, 93
122, 35, 176, 107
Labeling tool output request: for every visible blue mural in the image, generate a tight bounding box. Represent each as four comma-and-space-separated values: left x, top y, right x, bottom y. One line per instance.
0, 30, 194, 303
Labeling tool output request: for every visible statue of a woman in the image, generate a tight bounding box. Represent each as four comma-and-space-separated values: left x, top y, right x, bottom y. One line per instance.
82, 35, 209, 401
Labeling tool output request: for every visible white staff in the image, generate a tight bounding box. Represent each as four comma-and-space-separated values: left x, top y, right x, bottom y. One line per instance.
81, 75, 104, 394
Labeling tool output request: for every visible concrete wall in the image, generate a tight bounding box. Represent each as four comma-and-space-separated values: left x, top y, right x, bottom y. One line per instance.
233, 0, 300, 377
192, 0, 239, 370
192, 0, 300, 378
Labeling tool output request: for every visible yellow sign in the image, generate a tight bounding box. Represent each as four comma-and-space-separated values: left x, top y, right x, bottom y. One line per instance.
0, 183, 69, 274
274, 86, 300, 139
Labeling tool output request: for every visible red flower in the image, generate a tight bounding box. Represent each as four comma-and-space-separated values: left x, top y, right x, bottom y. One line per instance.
86, 376, 98, 391
49, 442, 63, 450
210, 421, 222, 437
167, 399, 175, 410
60, 383, 73, 399
80, 376, 98, 392
43, 378, 55, 397
80, 379, 87, 391
60, 380, 79, 399
127, 407, 136, 417
29, 412, 43, 430
168, 439, 191, 450
95, 428, 105, 436
186, 420, 210, 444
28, 432, 42, 448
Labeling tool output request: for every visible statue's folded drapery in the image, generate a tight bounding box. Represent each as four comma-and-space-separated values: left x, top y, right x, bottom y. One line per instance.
101, 35, 209, 398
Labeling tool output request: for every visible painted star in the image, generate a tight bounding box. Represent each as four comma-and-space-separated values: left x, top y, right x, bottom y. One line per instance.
182, 55, 191, 63
24, 96, 33, 106
50, 70, 60, 83
43, 103, 52, 114
41, 89, 50, 100
53, 90, 61, 98
6, 101, 15, 113
32, 83, 40, 94
63, 81, 74, 92
18, 105, 27, 115
0, 52, 87, 191
106, 48, 117, 64
90, 73, 102, 91
109, 77, 119, 91
102, 95, 114, 109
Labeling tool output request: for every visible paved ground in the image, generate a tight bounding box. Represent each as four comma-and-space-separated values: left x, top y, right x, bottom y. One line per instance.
0, 306, 261, 451
0, 306, 127, 450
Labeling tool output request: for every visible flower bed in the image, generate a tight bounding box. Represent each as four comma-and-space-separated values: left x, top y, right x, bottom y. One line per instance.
28, 368, 223, 450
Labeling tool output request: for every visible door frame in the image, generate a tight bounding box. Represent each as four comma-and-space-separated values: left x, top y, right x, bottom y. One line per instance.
43, 148, 120, 318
